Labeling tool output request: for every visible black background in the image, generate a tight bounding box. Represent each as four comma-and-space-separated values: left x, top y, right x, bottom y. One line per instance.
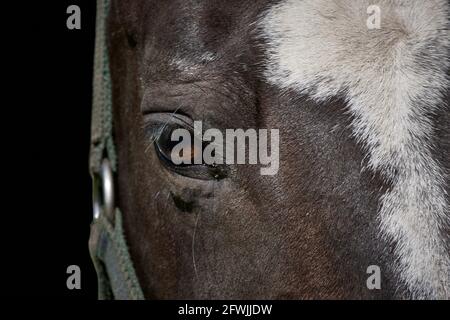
2, 1, 97, 298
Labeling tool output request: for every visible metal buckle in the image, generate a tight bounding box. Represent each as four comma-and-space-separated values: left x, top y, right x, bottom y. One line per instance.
92, 158, 115, 220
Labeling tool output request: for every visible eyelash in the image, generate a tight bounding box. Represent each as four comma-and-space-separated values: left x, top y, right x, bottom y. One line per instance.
143, 116, 193, 149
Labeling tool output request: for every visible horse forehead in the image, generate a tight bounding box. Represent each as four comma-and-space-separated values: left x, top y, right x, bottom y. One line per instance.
140, 0, 271, 71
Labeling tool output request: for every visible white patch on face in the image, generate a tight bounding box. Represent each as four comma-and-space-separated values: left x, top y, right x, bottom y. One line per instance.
261, 0, 450, 298
169, 52, 218, 75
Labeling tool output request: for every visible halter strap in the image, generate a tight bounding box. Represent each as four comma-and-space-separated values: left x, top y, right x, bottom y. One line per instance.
90, 0, 116, 172
89, 0, 144, 300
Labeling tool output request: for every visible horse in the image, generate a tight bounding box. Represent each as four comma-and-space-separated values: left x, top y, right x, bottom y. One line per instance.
101, 0, 449, 299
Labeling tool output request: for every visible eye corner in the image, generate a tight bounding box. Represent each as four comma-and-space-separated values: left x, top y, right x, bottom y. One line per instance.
207, 164, 228, 181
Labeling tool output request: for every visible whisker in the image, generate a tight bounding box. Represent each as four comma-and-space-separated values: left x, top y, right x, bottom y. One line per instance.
192, 211, 201, 280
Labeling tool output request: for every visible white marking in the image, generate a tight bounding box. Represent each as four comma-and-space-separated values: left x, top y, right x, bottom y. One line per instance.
261, 0, 450, 298
170, 52, 217, 75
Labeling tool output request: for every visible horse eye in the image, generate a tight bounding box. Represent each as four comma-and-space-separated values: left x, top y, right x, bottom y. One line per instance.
152, 123, 228, 180
154, 124, 200, 166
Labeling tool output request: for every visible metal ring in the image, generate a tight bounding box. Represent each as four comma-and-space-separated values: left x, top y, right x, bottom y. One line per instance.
92, 158, 115, 220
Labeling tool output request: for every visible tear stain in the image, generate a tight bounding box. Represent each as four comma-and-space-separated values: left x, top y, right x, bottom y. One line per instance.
170, 192, 195, 213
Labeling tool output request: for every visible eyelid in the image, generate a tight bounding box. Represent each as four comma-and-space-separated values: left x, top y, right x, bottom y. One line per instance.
143, 112, 194, 140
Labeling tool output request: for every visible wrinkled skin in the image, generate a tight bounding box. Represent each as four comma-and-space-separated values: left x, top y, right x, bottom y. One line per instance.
108, 0, 449, 299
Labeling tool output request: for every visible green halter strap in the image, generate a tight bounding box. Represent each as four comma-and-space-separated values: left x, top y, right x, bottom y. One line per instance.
88, 0, 144, 300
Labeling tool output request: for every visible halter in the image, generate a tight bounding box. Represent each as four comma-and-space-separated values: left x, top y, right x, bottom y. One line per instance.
89, 0, 144, 300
